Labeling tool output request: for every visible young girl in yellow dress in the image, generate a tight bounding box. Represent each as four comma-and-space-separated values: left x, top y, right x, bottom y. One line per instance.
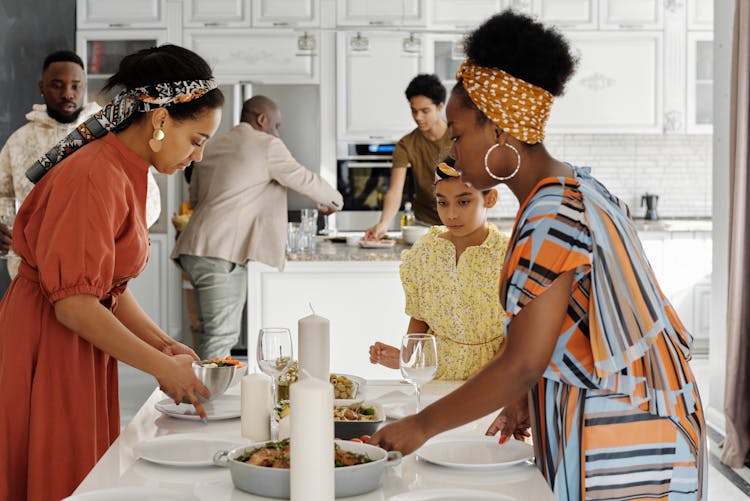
369, 160, 509, 380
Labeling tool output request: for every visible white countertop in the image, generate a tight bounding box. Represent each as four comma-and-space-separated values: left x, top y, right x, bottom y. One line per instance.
71, 380, 554, 500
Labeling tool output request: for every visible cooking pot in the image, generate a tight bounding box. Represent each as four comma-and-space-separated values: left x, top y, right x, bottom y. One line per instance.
213, 439, 401, 499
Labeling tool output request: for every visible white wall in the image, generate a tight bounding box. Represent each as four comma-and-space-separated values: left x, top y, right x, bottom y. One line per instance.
707, 0, 733, 434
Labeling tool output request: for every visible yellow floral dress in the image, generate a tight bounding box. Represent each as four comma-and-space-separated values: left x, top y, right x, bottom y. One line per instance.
400, 223, 509, 380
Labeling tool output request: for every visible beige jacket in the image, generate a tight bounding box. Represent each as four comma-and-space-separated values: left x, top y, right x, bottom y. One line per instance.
0, 103, 162, 278
171, 123, 343, 270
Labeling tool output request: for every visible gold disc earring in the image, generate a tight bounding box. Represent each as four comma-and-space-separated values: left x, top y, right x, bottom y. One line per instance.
149, 128, 165, 153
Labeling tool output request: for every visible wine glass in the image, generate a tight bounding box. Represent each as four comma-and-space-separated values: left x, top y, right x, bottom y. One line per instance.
257, 328, 293, 403
0, 197, 17, 259
399, 333, 438, 413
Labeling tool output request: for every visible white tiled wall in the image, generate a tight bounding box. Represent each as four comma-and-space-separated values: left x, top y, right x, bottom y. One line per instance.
488, 134, 713, 219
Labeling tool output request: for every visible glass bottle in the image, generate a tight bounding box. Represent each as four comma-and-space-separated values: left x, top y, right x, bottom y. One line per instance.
401, 202, 415, 228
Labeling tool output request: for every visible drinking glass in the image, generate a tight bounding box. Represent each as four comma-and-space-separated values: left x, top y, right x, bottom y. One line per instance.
399, 333, 438, 413
257, 327, 293, 403
0, 197, 17, 260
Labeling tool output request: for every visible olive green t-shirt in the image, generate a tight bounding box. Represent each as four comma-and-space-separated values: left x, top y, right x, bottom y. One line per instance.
392, 127, 452, 225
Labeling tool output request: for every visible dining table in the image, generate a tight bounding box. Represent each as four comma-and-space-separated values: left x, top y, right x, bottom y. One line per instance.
69, 379, 555, 500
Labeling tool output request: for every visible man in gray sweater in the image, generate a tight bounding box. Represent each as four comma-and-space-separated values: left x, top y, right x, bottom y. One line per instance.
172, 95, 343, 359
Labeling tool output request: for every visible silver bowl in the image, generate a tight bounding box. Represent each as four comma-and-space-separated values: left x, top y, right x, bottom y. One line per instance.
182, 364, 235, 403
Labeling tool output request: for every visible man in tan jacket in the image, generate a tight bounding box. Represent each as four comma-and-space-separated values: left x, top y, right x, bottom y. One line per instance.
172, 95, 343, 359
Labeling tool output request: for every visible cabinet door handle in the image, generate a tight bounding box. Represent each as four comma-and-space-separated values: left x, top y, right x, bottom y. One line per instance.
272, 21, 289, 26
203, 22, 227, 27
108, 23, 130, 27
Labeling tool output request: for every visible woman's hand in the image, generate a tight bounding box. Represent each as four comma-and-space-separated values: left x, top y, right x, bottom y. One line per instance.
155, 354, 211, 419
161, 340, 199, 360
369, 414, 429, 455
0, 222, 11, 254
485, 394, 531, 443
369, 342, 399, 369
364, 222, 388, 241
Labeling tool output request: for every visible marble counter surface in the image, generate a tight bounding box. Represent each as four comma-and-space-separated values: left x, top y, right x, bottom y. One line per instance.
287, 241, 409, 262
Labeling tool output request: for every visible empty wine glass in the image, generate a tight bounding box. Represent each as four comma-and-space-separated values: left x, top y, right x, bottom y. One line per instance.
0, 197, 17, 259
257, 327, 293, 403
399, 333, 438, 413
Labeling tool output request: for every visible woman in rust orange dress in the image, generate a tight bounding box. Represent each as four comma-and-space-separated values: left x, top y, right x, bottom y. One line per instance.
0, 45, 224, 501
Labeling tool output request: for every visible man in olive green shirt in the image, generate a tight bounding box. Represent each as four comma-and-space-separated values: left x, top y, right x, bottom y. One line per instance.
365, 74, 451, 240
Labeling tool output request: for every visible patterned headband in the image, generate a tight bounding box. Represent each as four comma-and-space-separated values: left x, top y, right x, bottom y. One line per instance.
434, 157, 460, 183
455, 61, 554, 144
26, 79, 218, 183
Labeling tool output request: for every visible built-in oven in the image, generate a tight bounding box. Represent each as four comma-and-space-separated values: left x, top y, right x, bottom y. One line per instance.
335, 141, 413, 231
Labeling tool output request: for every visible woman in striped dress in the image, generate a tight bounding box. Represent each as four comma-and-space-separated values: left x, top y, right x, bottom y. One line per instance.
370, 10, 707, 500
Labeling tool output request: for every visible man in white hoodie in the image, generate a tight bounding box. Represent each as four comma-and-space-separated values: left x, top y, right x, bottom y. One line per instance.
0, 50, 161, 283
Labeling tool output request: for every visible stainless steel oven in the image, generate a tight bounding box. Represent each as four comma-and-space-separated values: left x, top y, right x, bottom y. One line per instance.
335, 141, 413, 231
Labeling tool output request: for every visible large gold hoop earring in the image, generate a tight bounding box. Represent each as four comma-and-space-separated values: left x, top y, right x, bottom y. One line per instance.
148, 128, 165, 153
484, 143, 521, 182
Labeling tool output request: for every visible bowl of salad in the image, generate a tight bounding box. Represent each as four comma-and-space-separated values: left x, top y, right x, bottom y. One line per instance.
188, 357, 246, 402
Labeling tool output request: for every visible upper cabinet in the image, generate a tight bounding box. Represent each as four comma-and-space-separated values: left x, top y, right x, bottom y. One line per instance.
252, 0, 320, 27
688, 0, 713, 30
686, 31, 713, 133
183, 0, 251, 28
337, 0, 426, 26
337, 32, 425, 140
184, 30, 319, 84
546, 32, 663, 133
534, 0, 598, 29
428, 0, 502, 28
77, 0, 166, 28
599, 0, 663, 29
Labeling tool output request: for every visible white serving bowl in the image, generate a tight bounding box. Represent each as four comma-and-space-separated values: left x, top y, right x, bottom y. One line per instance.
402, 225, 429, 244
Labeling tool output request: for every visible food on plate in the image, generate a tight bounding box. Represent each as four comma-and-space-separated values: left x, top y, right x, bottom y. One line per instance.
277, 362, 358, 400
236, 439, 372, 468
195, 356, 244, 368
334, 403, 376, 421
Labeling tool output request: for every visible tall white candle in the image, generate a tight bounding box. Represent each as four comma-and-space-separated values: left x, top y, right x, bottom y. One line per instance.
240, 373, 271, 441
298, 312, 330, 382
290, 374, 334, 501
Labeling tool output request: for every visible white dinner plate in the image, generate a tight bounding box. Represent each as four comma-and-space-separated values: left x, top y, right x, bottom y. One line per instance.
388, 489, 513, 500
417, 436, 534, 470
133, 433, 249, 466
62, 487, 198, 500
155, 393, 241, 421
359, 240, 396, 248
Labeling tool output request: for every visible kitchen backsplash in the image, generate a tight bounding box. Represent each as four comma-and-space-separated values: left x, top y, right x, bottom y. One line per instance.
488, 134, 713, 220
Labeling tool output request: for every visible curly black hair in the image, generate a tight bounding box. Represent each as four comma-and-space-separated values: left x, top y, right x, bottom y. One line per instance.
405, 74, 447, 105
463, 10, 577, 97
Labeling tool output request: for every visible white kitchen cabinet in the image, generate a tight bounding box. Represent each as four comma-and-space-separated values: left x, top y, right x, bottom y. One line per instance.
185, 30, 319, 84
337, 0, 426, 26
76, 30, 168, 104
686, 31, 713, 134
252, 0, 320, 27
77, 0, 166, 28
599, 0, 663, 29
428, 0, 501, 28
424, 34, 464, 95
248, 261, 410, 379
183, 0, 251, 28
128, 234, 169, 332
533, 0, 598, 29
687, 0, 713, 30
546, 32, 663, 133
337, 32, 425, 141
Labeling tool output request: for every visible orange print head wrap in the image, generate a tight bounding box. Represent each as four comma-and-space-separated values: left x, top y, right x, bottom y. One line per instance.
455, 60, 554, 144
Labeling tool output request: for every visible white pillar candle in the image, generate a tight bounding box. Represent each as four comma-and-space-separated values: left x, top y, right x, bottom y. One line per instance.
290, 375, 334, 501
240, 373, 271, 441
298, 313, 330, 382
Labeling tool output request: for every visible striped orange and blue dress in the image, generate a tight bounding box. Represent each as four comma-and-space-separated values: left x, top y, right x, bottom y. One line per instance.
499, 166, 706, 500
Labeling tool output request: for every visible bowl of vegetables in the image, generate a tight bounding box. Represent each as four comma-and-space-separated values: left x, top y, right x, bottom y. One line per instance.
187, 357, 246, 402
213, 438, 401, 498
333, 400, 385, 440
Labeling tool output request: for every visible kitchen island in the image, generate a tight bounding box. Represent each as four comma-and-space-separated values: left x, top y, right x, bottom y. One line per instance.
71, 380, 555, 500
248, 240, 410, 381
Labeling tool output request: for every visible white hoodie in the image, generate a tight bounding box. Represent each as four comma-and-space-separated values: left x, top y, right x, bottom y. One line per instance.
0, 102, 161, 277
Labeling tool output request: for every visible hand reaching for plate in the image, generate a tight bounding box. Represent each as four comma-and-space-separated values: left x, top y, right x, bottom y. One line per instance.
485, 394, 531, 443
369, 342, 399, 369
